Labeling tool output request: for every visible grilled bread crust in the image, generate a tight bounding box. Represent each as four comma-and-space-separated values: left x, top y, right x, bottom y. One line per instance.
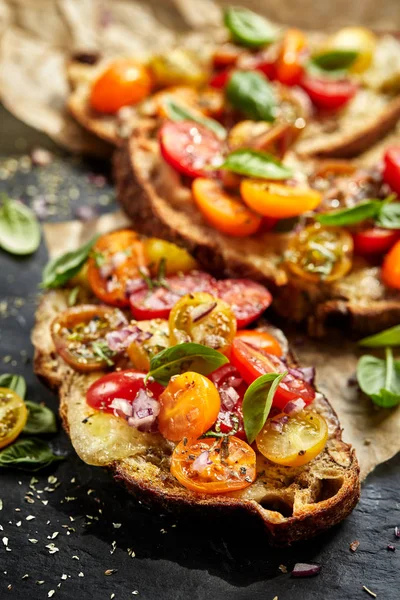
32, 289, 360, 546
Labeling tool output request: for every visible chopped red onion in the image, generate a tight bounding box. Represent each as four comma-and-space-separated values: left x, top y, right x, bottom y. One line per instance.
74, 205, 97, 221
100, 263, 113, 280
110, 398, 133, 418
269, 415, 289, 433
106, 326, 152, 352
88, 173, 107, 187
288, 366, 315, 385
111, 251, 128, 269
127, 388, 160, 432
291, 563, 321, 577
126, 278, 148, 295
31, 147, 53, 167
191, 301, 217, 323
395, 526, 400, 538
284, 398, 306, 415
192, 450, 212, 473
220, 386, 240, 411
387, 544, 396, 552
32, 196, 49, 220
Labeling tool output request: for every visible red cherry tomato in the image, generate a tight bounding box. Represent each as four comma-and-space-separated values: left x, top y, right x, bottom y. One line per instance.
209, 68, 233, 89
383, 147, 400, 196
275, 28, 307, 86
353, 227, 400, 255
214, 279, 272, 328
210, 364, 247, 439
301, 75, 358, 110
159, 121, 222, 178
86, 370, 163, 414
129, 271, 216, 320
231, 339, 315, 410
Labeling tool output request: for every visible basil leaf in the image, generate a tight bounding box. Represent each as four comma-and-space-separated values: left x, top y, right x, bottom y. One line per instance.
219, 149, 292, 180
359, 324, 400, 348
357, 349, 400, 408
377, 201, 400, 229
148, 342, 228, 386
68, 286, 80, 307
0, 195, 41, 256
226, 71, 277, 122
165, 99, 227, 140
0, 438, 64, 471
0, 373, 26, 399
23, 401, 57, 435
310, 49, 358, 71
242, 372, 286, 444
41, 235, 98, 288
224, 7, 277, 48
315, 200, 380, 226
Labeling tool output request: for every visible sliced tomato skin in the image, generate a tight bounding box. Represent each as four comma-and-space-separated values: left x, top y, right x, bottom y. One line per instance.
353, 227, 400, 256
301, 75, 358, 110
275, 28, 306, 86
382, 240, 400, 289
129, 271, 216, 320
209, 68, 233, 89
383, 147, 400, 196
159, 121, 222, 178
235, 330, 282, 356
231, 339, 315, 410
214, 279, 272, 328
86, 370, 163, 414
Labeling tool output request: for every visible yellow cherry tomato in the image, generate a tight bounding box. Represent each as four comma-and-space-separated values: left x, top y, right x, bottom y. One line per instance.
143, 238, 197, 276
240, 180, 322, 219
127, 318, 170, 371
158, 372, 220, 442
0, 388, 28, 449
328, 27, 377, 73
256, 410, 328, 467
169, 292, 237, 355
149, 49, 207, 88
285, 223, 353, 283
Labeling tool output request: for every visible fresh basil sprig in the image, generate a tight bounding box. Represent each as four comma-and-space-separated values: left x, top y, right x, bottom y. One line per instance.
242, 372, 286, 444
41, 235, 98, 288
310, 49, 358, 72
376, 201, 400, 229
316, 200, 381, 227
23, 401, 57, 435
0, 438, 63, 471
357, 348, 400, 408
226, 71, 277, 122
165, 99, 227, 140
359, 325, 400, 348
0, 373, 27, 399
147, 342, 228, 386
0, 194, 41, 256
224, 7, 277, 48
219, 149, 292, 180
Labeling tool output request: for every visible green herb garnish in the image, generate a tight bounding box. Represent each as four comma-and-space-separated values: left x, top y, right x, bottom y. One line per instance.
242, 372, 286, 444
226, 71, 277, 122
0, 194, 41, 256
224, 7, 277, 48
219, 149, 292, 180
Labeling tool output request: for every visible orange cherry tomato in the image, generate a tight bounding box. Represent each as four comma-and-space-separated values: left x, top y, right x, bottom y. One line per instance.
170, 436, 256, 494
193, 178, 262, 237
158, 372, 221, 442
87, 230, 147, 306
90, 59, 152, 114
275, 28, 307, 86
240, 180, 322, 219
382, 240, 400, 289
235, 330, 282, 356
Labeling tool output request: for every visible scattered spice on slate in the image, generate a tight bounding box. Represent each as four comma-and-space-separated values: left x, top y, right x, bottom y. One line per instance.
350, 540, 360, 552
278, 564, 288, 573
105, 569, 118, 576
363, 586, 377, 598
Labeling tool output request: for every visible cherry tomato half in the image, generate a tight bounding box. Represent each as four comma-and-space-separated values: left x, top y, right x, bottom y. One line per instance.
382, 240, 400, 289
353, 227, 400, 256
159, 121, 222, 179
210, 364, 247, 439
209, 68, 233, 89
235, 330, 282, 356
383, 147, 400, 196
231, 339, 315, 410
143, 238, 197, 276
51, 305, 127, 372
0, 387, 28, 449
158, 372, 220, 442
87, 230, 147, 307
86, 370, 163, 414
169, 292, 236, 355
171, 436, 256, 494
301, 75, 358, 111
257, 410, 328, 467
129, 271, 215, 320
275, 28, 307, 86
90, 59, 152, 114
193, 178, 262, 237
240, 180, 321, 219
214, 279, 272, 328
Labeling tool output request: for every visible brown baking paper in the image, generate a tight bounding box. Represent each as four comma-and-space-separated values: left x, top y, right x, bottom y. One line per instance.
1, 0, 399, 152
43, 213, 400, 480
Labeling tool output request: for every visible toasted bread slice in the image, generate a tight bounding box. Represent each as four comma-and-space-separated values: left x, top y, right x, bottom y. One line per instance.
32, 288, 359, 545
113, 118, 400, 336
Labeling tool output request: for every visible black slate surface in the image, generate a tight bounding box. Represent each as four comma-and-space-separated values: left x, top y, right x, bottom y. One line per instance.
0, 105, 399, 600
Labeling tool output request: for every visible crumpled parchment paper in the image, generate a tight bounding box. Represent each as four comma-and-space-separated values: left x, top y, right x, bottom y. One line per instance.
43, 212, 400, 480
1, 0, 399, 152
